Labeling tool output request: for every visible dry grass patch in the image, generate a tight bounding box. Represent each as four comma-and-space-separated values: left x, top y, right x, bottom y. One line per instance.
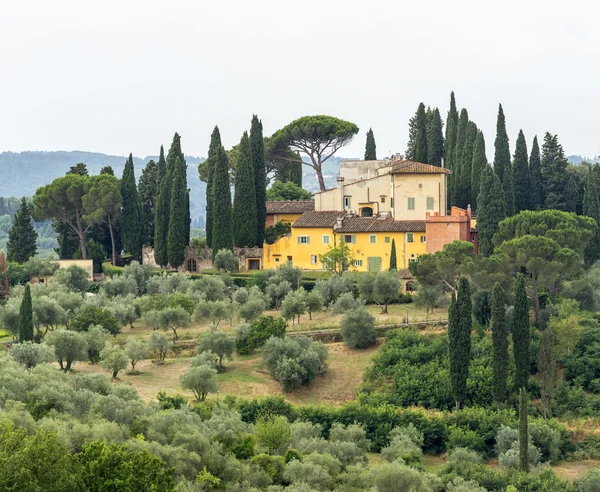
552, 460, 600, 481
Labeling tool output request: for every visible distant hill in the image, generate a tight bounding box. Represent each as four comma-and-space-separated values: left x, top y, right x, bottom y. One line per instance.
568, 155, 599, 165
0, 150, 206, 226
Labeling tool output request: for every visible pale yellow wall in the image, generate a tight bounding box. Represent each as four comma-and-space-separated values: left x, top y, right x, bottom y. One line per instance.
314, 172, 447, 220
273, 213, 303, 224
57, 260, 94, 279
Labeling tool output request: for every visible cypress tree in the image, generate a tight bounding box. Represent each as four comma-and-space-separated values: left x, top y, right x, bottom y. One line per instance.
494, 104, 510, 182
7, 198, 38, 263
121, 154, 142, 260
449, 277, 472, 411
0, 252, 7, 301
458, 122, 477, 208
519, 388, 529, 472
138, 159, 158, 247
205, 126, 222, 248
389, 239, 397, 271
211, 146, 233, 258
541, 132, 569, 211
502, 163, 516, 217
426, 108, 444, 167
154, 146, 169, 267
364, 128, 377, 160
232, 132, 257, 247
476, 165, 505, 257
414, 103, 428, 163
167, 157, 187, 269
251, 116, 267, 246
165, 133, 189, 247
583, 168, 600, 265
513, 130, 530, 213
529, 136, 543, 210
491, 282, 508, 407
513, 274, 530, 392
453, 109, 469, 206
565, 171, 582, 214
445, 92, 459, 205
470, 131, 487, 212
18, 284, 34, 343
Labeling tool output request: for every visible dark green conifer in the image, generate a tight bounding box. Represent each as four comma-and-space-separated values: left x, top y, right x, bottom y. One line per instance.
18, 284, 34, 343
513, 274, 530, 392
513, 130, 530, 213
364, 128, 377, 160
138, 159, 158, 247
491, 283, 508, 407
445, 93, 459, 205
232, 132, 257, 247
120, 154, 142, 260
426, 108, 444, 167
167, 158, 187, 269
449, 277, 472, 411
458, 122, 477, 208
251, 117, 267, 246
204, 127, 222, 248
583, 168, 600, 265
529, 136, 543, 210
494, 104, 510, 182
7, 198, 38, 263
389, 239, 397, 271
211, 146, 233, 258
165, 133, 189, 247
477, 165, 506, 257
502, 163, 516, 217
452, 109, 469, 205
154, 146, 169, 266
470, 131, 487, 212
414, 103, 428, 163
519, 388, 529, 472
541, 132, 569, 211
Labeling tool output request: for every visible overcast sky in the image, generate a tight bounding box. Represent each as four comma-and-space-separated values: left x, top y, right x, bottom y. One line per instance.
1, 0, 598, 162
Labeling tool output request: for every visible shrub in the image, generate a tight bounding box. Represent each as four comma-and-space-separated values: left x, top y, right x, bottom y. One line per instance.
148, 331, 172, 363
55, 265, 90, 292
9, 341, 54, 368
446, 477, 487, 492
247, 316, 287, 352
85, 325, 110, 364
575, 468, 600, 492
214, 249, 237, 272
101, 275, 139, 298
498, 441, 541, 469
447, 426, 487, 455
381, 434, 423, 465
124, 338, 148, 372
255, 414, 291, 454
340, 306, 376, 349
370, 461, 441, 492
283, 459, 332, 491
251, 454, 285, 483
143, 307, 190, 340
446, 447, 483, 466
314, 273, 355, 306
71, 305, 120, 335
237, 295, 267, 322
100, 345, 128, 379
190, 350, 218, 369
330, 292, 364, 314
180, 365, 218, 401
46, 329, 88, 371
281, 289, 307, 325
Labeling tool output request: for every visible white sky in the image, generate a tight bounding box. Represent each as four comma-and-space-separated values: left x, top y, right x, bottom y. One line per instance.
1, 0, 598, 160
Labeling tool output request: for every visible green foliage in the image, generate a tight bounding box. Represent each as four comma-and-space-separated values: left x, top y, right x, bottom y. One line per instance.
10, 341, 54, 368
197, 329, 234, 368
124, 338, 148, 371
238, 316, 287, 355
154, 146, 170, 266
470, 131, 487, 213
232, 131, 257, 248
364, 128, 377, 160
529, 136, 543, 210
583, 167, 600, 265
513, 275, 530, 392
265, 221, 292, 244
513, 130, 530, 213
7, 198, 38, 263
477, 165, 505, 256
148, 331, 172, 363
181, 365, 218, 401
457, 121, 477, 209
211, 146, 233, 258
406, 102, 428, 163
502, 162, 516, 217
319, 240, 353, 275
85, 325, 110, 364
121, 154, 143, 260
449, 278, 472, 410
266, 180, 312, 201
56, 265, 90, 293
204, 126, 222, 249
541, 132, 569, 210
518, 388, 529, 472
251, 116, 267, 246
445, 92, 459, 205
255, 414, 291, 454
213, 249, 237, 271
71, 305, 121, 336
144, 307, 190, 340
427, 107, 444, 167
491, 283, 508, 405
138, 159, 159, 247
167, 157, 188, 268
340, 306, 376, 349
46, 329, 88, 371
494, 104, 510, 183
18, 284, 34, 342
100, 344, 128, 379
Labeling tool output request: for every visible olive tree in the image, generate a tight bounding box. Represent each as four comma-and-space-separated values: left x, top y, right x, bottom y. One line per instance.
10, 341, 54, 368
124, 338, 148, 372
143, 307, 190, 340
197, 329, 235, 369
148, 331, 172, 363
340, 306, 376, 349
100, 344, 129, 379
46, 330, 88, 371
373, 272, 401, 313
180, 365, 218, 401
86, 325, 110, 364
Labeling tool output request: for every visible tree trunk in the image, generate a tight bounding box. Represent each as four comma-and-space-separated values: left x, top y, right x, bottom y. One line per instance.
317, 171, 326, 192
455, 400, 460, 412
171, 326, 178, 340
108, 215, 117, 266
74, 209, 87, 259
66, 360, 72, 371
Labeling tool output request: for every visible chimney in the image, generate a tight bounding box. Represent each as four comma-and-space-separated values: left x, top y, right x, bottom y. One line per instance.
337, 176, 345, 210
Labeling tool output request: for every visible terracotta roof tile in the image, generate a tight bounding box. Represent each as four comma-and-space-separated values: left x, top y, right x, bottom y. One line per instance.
266, 200, 315, 214
398, 268, 414, 279
292, 211, 346, 228
336, 216, 426, 233
390, 160, 452, 175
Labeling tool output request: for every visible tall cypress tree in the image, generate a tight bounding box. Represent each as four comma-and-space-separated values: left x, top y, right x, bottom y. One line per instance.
513, 130, 530, 213
0, 252, 7, 301
389, 239, 397, 271
167, 157, 187, 269
232, 132, 257, 247
414, 103, 428, 163
449, 277, 472, 411
529, 136, 543, 210
426, 108, 444, 167
519, 388, 529, 472
251, 116, 267, 246
154, 146, 169, 267
7, 198, 38, 263
470, 131, 487, 212
458, 122, 477, 208
494, 104, 510, 182
18, 284, 34, 343
477, 165, 506, 257
121, 154, 142, 260
445, 92, 459, 205
583, 168, 600, 265
165, 133, 189, 247
491, 282, 508, 407
364, 128, 377, 160
541, 132, 569, 210
453, 109, 469, 206
502, 163, 516, 217
211, 146, 234, 257
138, 159, 159, 247
513, 274, 530, 392
205, 126, 222, 248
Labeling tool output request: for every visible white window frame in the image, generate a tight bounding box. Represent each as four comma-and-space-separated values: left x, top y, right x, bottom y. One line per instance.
344, 196, 351, 209
420, 235, 426, 243
322, 235, 330, 245
407, 233, 414, 243
310, 255, 318, 264
353, 259, 363, 267
298, 236, 310, 244
343, 234, 356, 244
369, 234, 377, 244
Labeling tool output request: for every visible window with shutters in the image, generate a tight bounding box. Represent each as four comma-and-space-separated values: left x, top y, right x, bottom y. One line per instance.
407, 233, 414, 243
408, 197, 415, 210
426, 197, 434, 210
297, 236, 310, 244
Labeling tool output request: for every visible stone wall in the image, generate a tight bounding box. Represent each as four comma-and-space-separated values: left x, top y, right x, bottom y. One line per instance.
142, 246, 263, 272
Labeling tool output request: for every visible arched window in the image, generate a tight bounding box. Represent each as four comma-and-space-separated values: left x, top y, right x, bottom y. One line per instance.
187, 258, 197, 273
360, 207, 373, 217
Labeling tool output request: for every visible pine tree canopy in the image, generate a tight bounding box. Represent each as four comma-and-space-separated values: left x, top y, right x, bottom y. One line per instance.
120, 154, 142, 260
232, 131, 257, 248
513, 130, 530, 213
470, 131, 487, 212
211, 145, 234, 258
251, 116, 267, 246
541, 132, 569, 211
364, 128, 377, 160
167, 157, 187, 269
494, 104, 510, 183
7, 198, 38, 263
477, 165, 506, 257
